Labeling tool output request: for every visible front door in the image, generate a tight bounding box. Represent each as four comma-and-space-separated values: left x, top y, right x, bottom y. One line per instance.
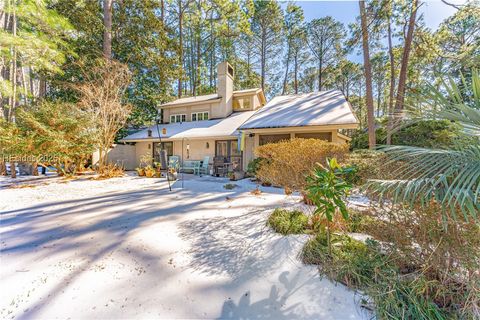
215, 140, 242, 171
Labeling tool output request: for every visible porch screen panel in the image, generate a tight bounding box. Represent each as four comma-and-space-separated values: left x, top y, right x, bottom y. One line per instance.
153, 142, 173, 163
230, 140, 241, 156
215, 140, 242, 171
230, 140, 242, 171
295, 132, 332, 142
259, 134, 291, 146
216, 141, 228, 157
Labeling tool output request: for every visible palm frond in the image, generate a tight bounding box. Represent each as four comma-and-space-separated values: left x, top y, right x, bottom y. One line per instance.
369, 70, 480, 221
367, 144, 480, 220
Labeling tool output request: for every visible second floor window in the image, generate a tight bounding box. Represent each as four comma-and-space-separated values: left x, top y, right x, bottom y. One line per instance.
233, 98, 251, 110
192, 112, 209, 121
170, 114, 186, 123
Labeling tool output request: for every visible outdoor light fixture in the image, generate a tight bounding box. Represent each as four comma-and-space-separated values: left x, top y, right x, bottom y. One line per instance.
206, 142, 209, 149
186, 144, 190, 159
148, 143, 151, 149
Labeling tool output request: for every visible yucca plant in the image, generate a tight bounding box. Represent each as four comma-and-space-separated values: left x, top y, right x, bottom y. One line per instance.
368, 70, 480, 221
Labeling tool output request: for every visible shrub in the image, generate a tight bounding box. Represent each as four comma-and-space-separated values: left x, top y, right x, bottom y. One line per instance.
302, 233, 393, 287
307, 202, 480, 319
361, 204, 480, 298
98, 163, 125, 179
144, 165, 156, 178
267, 208, 309, 235
246, 157, 266, 176
136, 167, 145, 176
301, 233, 449, 319
344, 150, 387, 184
350, 120, 465, 150
255, 138, 349, 191
345, 209, 378, 233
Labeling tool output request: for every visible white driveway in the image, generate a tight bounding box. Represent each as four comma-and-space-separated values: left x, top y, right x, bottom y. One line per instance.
0, 174, 369, 319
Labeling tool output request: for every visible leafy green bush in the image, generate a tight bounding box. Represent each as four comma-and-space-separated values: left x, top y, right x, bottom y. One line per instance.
267, 208, 309, 235
344, 150, 385, 184
306, 158, 353, 254
246, 157, 266, 176
350, 120, 464, 150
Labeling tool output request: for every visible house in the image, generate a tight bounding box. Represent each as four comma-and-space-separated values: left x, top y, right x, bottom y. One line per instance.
117, 61, 358, 172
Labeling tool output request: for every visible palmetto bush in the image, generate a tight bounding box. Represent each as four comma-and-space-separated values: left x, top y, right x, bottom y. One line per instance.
368, 70, 480, 220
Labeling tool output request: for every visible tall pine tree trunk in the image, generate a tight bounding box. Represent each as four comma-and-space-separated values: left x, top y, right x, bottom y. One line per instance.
160, 0, 164, 22
8, 2, 17, 123
10, 160, 16, 178
178, 2, 183, 98
359, 0, 376, 149
103, 0, 113, 59
318, 57, 323, 91
294, 53, 298, 94
260, 30, 266, 91
282, 45, 291, 95
392, 0, 418, 131
386, 11, 396, 145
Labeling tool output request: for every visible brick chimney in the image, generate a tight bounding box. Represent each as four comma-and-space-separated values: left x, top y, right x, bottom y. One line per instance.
217, 61, 234, 117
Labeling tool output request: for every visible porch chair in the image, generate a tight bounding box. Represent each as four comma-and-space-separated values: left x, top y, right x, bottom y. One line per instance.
168, 155, 180, 172
199, 156, 210, 176
213, 156, 228, 177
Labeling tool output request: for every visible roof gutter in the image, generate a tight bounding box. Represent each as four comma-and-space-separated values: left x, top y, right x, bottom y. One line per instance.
159, 97, 222, 109
240, 123, 359, 131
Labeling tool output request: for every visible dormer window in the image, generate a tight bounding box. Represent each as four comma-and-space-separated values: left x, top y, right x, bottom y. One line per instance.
233, 98, 251, 110
192, 112, 209, 121
170, 114, 186, 123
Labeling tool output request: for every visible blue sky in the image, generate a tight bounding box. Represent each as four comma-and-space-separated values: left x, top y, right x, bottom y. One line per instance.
285, 0, 465, 62
294, 0, 461, 29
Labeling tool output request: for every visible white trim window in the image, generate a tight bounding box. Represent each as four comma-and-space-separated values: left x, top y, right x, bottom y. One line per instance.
191, 111, 209, 121
170, 114, 186, 123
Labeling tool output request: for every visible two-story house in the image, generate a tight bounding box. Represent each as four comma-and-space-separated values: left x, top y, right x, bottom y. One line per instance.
119, 61, 358, 172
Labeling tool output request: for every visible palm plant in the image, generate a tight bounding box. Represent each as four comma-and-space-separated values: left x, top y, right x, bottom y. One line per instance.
368, 70, 480, 221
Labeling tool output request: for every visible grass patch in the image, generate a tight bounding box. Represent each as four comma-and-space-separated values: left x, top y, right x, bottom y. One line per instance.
344, 209, 378, 233
223, 183, 237, 190
267, 208, 309, 235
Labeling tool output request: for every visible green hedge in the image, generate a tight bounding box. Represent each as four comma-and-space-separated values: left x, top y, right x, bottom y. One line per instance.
350, 120, 464, 150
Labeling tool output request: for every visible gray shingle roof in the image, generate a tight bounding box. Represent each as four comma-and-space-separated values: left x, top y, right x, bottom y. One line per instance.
239, 90, 358, 130
121, 111, 255, 141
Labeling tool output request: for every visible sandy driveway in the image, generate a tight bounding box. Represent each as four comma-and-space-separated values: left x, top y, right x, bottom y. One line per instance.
0, 173, 368, 319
